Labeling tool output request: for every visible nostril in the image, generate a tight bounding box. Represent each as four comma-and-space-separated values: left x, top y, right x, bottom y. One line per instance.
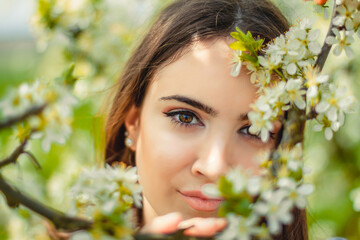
191, 145, 230, 181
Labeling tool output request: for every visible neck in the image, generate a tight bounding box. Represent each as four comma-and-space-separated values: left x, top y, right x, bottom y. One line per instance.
142, 196, 158, 226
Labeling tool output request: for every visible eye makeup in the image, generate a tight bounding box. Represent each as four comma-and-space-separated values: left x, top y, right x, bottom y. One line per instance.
163, 109, 204, 128
238, 125, 276, 141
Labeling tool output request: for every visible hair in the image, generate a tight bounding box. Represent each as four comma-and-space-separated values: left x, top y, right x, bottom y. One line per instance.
105, 0, 307, 239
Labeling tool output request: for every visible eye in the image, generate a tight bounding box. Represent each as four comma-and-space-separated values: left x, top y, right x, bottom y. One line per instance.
238, 125, 261, 139
163, 110, 203, 127
238, 125, 275, 141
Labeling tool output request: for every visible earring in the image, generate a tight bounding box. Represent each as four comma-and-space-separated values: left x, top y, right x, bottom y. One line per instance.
124, 131, 133, 148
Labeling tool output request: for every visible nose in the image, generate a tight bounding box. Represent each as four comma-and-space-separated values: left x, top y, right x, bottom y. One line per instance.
191, 136, 231, 182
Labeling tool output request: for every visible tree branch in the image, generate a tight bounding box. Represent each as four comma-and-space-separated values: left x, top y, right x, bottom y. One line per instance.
306, 107, 318, 120
314, 2, 338, 71
23, 151, 42, 170
270, 2, 339, 176
0, 140, 28, 169
0, 104, 47, 130
0, 174, 92, 231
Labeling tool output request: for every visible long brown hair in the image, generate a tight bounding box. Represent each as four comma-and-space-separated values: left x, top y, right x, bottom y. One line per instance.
105, 0, 307, 239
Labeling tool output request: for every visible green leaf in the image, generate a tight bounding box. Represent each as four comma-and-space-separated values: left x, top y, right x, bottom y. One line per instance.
241, 53, 259, 66
230, 28, 264, 52
218, 176, 235, 198
229, 41, 248, 51
229, 28, 264, 66
57, 63, 78, 86
218, 195, 252, 217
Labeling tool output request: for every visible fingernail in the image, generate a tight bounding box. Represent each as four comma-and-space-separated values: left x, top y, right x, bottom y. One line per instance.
177, 221, 195, 230
215, 218, 227, 227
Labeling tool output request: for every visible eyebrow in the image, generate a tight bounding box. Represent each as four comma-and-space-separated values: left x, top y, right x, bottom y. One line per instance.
159, 95, 251, 121
238, 113, 248, 121
159, 95, 218, 117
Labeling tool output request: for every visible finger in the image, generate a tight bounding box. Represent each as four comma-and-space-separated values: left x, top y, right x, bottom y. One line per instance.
141, 212, 183, 234
43, 221, 71, 240
180, 218, 227, 237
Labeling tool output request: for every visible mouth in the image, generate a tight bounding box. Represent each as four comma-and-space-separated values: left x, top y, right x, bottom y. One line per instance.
178, 190, 223, 212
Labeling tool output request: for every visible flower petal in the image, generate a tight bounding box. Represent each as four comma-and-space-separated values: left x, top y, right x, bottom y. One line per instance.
286, 63, 297, 75
325, 127, 333, 140
325, 36, 337, 45
315, 101, 330, 113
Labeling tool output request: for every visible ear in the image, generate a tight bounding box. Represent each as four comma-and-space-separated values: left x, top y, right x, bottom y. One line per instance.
124, 105, 140, 151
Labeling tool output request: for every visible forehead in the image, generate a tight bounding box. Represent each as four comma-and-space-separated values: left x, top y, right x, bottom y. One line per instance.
144, 39, 257, 115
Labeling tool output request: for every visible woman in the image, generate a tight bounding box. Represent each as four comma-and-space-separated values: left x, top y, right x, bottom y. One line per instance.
105, 0, 307, 239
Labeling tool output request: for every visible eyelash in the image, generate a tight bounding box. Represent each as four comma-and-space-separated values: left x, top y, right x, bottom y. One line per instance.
163, 110, 276, 140
238, 125, 276, 140
163, 110, 203, 128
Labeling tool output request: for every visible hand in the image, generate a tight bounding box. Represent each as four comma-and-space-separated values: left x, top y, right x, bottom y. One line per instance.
140, 212, 227, 237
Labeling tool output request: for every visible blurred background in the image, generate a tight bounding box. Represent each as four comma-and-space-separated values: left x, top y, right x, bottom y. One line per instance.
0, 0, 359, 239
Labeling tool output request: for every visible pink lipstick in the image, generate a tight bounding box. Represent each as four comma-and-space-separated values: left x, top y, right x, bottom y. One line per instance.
179, 190, 223, 212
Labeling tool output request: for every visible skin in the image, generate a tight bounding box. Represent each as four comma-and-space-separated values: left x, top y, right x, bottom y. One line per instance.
125, 38, 280, 236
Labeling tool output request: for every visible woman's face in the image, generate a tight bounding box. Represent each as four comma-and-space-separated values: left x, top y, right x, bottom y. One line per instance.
126, 39, 279, 223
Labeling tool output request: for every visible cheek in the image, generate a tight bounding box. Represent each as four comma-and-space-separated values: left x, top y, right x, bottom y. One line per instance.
135, 119, 198, 187
231, 146, 255, 171
231, 139, 274, 174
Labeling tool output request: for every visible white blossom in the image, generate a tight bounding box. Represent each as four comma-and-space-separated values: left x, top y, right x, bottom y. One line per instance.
326, 28, 355, 58
315, 84, 356, 131
333, 1, 360, 31
278, 178, 314, 209
224, 168, 263, 196
313, 114, 339, 140
70, 165, 142, 216
352, 11, 360, 38
266, 35, 287, 57
285, 79, 306, 109
217, 214, 263, 240
248, 81, 292, 142
287, 159, 303, 172
277, 143, 305, 172
285, 19, 321, 57
248, 97, 275, 143
33, 84, 78, 152
250, 69, 271, 89
0, 81, 45, 118
231, 50, 242, 77
254, 189, 293, 234
202, 183, 222, 199
305, 71, 329, 100
246, 176, 262, 196
0, 81, 78, 152
248, 112, 273, 143
350, 187, 360, 212
221, 2, 358, 237
258, 54, 282, 73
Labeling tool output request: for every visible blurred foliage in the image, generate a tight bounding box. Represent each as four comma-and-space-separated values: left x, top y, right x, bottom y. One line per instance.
0, 0, 359, 239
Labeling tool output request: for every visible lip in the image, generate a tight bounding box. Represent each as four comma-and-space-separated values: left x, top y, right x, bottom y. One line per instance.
178, 190, 223, 212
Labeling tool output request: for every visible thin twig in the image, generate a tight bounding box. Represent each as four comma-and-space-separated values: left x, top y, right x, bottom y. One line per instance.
0, 140, 28, 169
0, 174, 92, 231
23, 151, 42, 170
306, 108, 318, 120
314, 2, 338, 71
0, 104, 47, 130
